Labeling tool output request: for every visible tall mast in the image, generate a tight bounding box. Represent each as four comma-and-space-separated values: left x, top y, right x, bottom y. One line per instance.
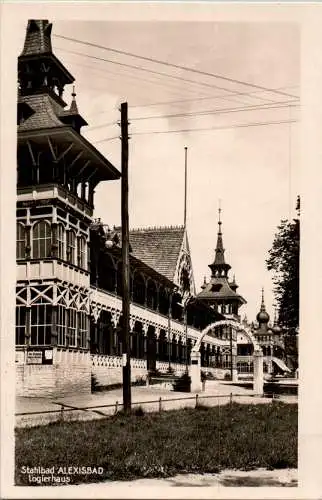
184, 146, 188, 229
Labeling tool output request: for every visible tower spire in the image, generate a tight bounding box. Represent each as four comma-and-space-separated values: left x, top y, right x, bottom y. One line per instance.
70, 85, 79, 113
260, 287, 265, 311
256, 287, 269, 325
208, 201, 231, 278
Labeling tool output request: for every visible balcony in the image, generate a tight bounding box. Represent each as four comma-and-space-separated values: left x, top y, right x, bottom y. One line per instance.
90, 286, 230, 347
17, 259, 90, 288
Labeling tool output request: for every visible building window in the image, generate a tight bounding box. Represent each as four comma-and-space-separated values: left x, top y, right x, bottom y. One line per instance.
16, 305, 26, 345
57, 305, 66, 346
16, 223, 26, 260
78, 311, 88, 348
77, 236, 86, 269
67, 307, 77, 347
30, 304, 52, 345
57, 224, 65, 260
32, 221, 51, 259
67, 230, 76, 265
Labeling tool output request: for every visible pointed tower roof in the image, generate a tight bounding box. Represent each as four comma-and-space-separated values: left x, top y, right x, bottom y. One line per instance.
197, 203, 246, 308
59, 86, 88, 133
256, 288, 270, 324
18, 19, 74, 106
17, 19, 120, 188
208, 206, 231, 278
20, 20, 53, 56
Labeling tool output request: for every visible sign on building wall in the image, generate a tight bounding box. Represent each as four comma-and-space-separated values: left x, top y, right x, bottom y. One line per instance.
26, 348, 53, 365
26, 351, 43, 364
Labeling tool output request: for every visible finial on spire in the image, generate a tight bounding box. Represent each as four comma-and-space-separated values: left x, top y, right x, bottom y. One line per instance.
70, 85, 79, 113
260, 287, 266, 310
256, 287, 269, 324
218, 199, 222, 228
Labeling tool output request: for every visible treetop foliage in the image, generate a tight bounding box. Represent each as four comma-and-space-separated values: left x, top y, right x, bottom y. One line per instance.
266, 196, 300, 330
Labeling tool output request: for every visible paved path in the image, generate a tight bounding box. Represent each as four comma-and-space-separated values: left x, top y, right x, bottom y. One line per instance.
16, 381, 295, 427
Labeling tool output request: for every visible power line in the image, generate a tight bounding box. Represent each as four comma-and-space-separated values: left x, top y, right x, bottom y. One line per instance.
131, 118, 298, 136
56, 46, 272, 102
86, 101, 298, 132
94, 118, 298, 144
61, 55, 213, 101
92, 135, 120, 144
130, 101, 298, 123
129, 86, 299, 110
54, 33, 298, 99
87, 85, 299, 119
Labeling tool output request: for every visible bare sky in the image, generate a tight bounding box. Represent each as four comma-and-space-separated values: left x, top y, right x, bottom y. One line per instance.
15, 18, 300, 322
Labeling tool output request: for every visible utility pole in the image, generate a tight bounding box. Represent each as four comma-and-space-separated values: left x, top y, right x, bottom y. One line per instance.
120, 102, 131, 412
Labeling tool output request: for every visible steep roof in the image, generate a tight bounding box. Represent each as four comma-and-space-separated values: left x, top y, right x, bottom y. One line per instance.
20, 20, 53, 56
18, 94, 65, 131
197, 277, 246, 304
128, 226, 185, 282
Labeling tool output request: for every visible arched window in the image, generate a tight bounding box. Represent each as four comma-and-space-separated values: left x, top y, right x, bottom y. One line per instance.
67, 229, 76, 265
57, 224, 65, 260
32, 221, 51, 259
16, 223, 26, 260
77, 235, 87, 269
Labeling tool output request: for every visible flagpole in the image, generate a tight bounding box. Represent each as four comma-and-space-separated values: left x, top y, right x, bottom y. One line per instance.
184, 146, 188, 229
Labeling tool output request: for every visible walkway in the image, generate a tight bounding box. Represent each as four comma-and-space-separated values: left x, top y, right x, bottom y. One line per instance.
75, 468, 298, 489
16, 381, 295, 428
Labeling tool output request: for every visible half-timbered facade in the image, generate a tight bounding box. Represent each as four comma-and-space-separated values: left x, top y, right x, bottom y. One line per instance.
15, 20, 233, 397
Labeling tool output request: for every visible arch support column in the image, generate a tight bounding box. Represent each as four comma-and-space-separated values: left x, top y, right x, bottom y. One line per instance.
253, 349, 264, 395
190, 350, 202, 393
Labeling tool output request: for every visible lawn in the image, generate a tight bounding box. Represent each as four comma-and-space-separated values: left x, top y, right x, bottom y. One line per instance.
15, 402, 297, 486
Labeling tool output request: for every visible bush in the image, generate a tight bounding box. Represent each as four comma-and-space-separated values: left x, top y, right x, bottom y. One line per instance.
132, 377, 146, 387
133, 406, 145, 417
224, 372, 232, 381
173, 373, 191, 392
91, 373, 100, 392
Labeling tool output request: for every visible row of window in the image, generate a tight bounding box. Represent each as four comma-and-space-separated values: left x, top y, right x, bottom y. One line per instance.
16, 304, 88, 348
17, 221, 87, 268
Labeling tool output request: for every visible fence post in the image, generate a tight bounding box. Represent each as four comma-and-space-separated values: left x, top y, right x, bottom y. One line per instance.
115, 400, 118, 414
159, 396, 162, 412
60, 404, 64, 421
230, 392, 233, 406
195, 394, 199, 408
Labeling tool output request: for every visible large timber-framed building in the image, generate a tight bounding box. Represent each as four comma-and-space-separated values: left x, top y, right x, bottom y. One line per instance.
15, 20, 235, 397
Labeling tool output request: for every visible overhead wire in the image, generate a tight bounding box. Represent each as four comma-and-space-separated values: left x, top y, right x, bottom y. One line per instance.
60, 54, 215, 100
128, 86, 300, 109
86, 101, 299, 132
54, 33, 298, 99
94, 118, 298, 144
55, 46, 279, 106
86, 85, 299, 119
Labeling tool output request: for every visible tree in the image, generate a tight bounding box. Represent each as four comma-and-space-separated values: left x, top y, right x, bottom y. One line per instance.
266, 196, 300, 330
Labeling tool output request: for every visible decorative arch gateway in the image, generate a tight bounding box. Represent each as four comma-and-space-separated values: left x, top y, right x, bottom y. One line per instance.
190, 320, 264, 395
192, 320, 262, 353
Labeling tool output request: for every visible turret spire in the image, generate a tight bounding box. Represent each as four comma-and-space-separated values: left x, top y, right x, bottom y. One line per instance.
70, 85, 79, 113
256, 287, 269, 325
18, 19, 74, 105
208, 201, 231, 278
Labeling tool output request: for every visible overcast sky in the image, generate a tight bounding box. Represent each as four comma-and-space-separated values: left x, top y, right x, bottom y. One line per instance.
15, 18, 300, 322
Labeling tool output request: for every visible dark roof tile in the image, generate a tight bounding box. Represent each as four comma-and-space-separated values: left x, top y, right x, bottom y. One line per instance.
18, 94, 65, 131
128, 226, 185, 282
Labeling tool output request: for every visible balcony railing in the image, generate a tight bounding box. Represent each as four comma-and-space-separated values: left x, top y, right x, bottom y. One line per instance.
90, 286, 230, 347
